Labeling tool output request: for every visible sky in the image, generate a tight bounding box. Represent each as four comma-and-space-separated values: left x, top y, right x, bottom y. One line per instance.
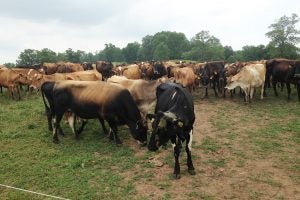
0, 0, 299, 64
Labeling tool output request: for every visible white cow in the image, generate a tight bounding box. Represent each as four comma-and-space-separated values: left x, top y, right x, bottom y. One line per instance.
225, 63, 266, 103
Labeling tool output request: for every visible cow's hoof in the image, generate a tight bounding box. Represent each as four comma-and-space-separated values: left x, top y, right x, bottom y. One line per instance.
173, 174, 181, 179
188, 169, 196, 175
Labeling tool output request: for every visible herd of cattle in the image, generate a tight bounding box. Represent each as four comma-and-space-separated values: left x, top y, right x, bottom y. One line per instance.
1, 58, 300, 178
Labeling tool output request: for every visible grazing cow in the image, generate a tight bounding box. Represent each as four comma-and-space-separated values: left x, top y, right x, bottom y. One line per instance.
96, 61, 113, 80
147, 82, 195, 179
201, 61, 226, 97
42, 81, 148, 145
225, 63, 266, 103
107, 75, 167, 118
174, 67, 197, 93
0, 68, 23, 100
265, 59, 297, 100
122, 65, 142, 79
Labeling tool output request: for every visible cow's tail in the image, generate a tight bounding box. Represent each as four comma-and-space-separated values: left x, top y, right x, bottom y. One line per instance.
41, 82, 51, 115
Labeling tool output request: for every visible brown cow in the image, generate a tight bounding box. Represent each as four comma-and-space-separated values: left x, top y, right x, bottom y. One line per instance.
57, 62, 84, 73
174, 67, 197, 93
30, 70, 102, 89
0, 68, 23, 100
42, 63, 58, 75
122, 64, 142, 79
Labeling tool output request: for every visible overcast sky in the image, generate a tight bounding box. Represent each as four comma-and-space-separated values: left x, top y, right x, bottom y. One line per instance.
0, 0, 299, 64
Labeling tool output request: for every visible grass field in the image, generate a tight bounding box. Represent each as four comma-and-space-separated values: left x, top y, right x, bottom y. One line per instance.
0, 87, 299, 200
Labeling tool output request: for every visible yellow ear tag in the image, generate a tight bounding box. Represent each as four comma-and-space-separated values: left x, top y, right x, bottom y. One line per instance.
158, 119, 167, 128
178, 121, 184, 127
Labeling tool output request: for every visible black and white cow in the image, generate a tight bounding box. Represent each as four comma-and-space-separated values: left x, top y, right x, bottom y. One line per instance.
147, 82, 196, 179
41, 80, 148, 145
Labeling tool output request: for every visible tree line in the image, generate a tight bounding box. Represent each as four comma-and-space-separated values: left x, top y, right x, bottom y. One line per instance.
4, 13, 300, 67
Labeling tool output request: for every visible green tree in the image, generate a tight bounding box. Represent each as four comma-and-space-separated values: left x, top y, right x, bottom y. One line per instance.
183, 30, 224, 61
65, 48, 84, 63
122, 42, 141, 63
241, 45, 268, 61
38, 48, 57, 63
140, 35, 154, 60
153, 42, 170, 60
224, 46, 234, 60
101, 43, 124, 62
16, 49, 40, 66
3, 63, 15, 68
265, 13, 300, 58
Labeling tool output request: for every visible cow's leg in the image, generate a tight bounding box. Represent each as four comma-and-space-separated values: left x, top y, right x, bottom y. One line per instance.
280, 82, 284, 92
0, 86, 2, 94
250, 87, 255, 103
273, 80, 278, 96
76, 119, 88, 137
53, 112, 64, 143
297, 83, 300, 101
171, 137, 182, 179
46, 108, 53, 131
15, 85, 21, 100
98, 118, 108, 135
186, 130, 195, 175
261, 82, 265, 100
212, 81, 218, 97
287, 82, 291, 100
106, 119, 122, 145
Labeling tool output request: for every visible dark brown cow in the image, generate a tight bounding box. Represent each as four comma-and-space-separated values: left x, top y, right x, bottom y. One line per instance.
96, 61, 113, 80
201, 61, 226, 97
265, 58, 297, 100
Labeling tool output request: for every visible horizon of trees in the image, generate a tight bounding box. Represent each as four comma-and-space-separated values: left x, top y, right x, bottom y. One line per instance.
3, 13, 300, 67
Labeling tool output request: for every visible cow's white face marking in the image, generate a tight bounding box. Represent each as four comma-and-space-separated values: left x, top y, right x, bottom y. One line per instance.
171, 91, 177, 100
188, 130, 193, 151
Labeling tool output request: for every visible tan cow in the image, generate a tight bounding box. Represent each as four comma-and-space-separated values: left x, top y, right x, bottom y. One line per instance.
0, 68, 23, 100
122, 64, 142, 79
225, 63, 266, 103
107, 75, 167, 118
174, 67, 198, 93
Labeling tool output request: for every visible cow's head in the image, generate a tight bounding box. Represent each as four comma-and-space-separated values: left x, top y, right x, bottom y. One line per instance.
147, 111, 184, 151
134, 119, 148, 146
225, 75, 239, 90
29, 73, 43, 89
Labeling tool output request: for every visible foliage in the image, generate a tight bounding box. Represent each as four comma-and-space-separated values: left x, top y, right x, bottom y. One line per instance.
65, 48, 84, 63
265, 13, 300, 59
3, 63, 15, 68
16, 49, 40, 66
122, 42, 141, 63
183, 30, 224, 61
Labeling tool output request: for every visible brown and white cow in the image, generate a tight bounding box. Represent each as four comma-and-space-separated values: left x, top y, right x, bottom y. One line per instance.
225, 63, 266, 103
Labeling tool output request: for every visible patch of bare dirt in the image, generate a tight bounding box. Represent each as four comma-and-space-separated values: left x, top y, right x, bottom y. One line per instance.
121, 89, 300, 199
